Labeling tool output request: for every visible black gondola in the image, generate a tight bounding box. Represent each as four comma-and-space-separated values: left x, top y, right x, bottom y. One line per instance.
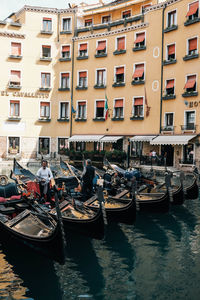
0, 201, 66, 264
50, 199, 104, 239
136, 190, 170, 213
184, 173, 199, 199
84, 193, 136, 225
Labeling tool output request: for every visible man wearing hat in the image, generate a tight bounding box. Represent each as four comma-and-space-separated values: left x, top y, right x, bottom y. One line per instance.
81, 159, 95, 201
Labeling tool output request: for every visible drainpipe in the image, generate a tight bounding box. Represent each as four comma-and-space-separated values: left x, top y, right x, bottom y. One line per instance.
70, 9, 76, 137
159, 4, 167, 134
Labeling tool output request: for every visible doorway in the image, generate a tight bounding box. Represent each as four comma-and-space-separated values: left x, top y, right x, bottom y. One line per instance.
161, 145, 174, 166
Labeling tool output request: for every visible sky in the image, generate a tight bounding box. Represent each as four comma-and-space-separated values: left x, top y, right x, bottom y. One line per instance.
0, 0, 110, 20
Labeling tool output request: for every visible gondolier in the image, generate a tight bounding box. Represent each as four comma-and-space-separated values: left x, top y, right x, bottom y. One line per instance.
37, 160, 53, 204
81, 159, 95, 201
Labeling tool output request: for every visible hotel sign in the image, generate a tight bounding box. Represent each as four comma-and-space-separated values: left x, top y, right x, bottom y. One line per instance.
0, 91, 49, 98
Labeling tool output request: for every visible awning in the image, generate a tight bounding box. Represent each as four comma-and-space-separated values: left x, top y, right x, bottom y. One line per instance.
100, 136, 123, 143
68, 135, 104, 142
130, 136, 156, 142
134, 33, 145, 44
186, 2, 198, 17
150, 135, 196, 145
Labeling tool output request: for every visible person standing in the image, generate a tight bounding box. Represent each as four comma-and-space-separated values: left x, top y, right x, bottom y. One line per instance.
81, 159, 95, 201
37, 160, 53, 203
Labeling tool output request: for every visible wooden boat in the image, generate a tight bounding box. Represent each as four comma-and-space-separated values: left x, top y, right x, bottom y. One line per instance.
12, 158, 37, 183
136, 190, 170, 213
50, 198, 104, 240
0, 200, 66, 264
84, 191, 136, 225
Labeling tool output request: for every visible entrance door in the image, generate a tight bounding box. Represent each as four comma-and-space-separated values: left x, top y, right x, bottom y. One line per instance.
161, 145, 174, 166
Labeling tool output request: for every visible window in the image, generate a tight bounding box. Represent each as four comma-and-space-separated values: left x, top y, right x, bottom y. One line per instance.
167, 10, 176, 27
8, 137, 20, 154
134, 32, 145, 47
61, 45, 70, 58
60, 102, 69, 119
185, 111, 195, 129
184, 75, 197, 92
40, 102, 50, 118
77, 101, 86, 119
60, 73, 70, 89
58, 138, 69, 155
76, 142, 85, 152
102, 15, 110, 23
96, 101, 105, 118
10, 100, 20, 117
186, 1, 199, 20
165, 113, 174, 127
133, 64, 144, 81
62, 18, 71, 31
131, 141, 142, 156
39, 137, 50, 155
188, 37, 197, 55
42, 45, 51, 58
41, 73, 51, 88
115, 66, 125, 83
96, 41, 106, 55
114, 99, 123, 118
116, 37, 125, 51
183, 143, 194, 163
9, 70, 21, 86
167, 44, 175, 60
85, 18, 92, 26
122, 10, 131, 18
96, 69, 106, 86
79, 43, 88, 57
43, 18, 52, 31
11, 42, 21, 56
78, 71, 87, 88
133, 97, 143, 117
165, 79, 175, 95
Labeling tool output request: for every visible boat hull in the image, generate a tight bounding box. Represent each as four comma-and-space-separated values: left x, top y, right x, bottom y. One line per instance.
136, 192, 170, 213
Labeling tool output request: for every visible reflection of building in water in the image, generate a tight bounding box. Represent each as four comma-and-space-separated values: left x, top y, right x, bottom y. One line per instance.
0, 253, 27, 299
0, 0, 199, 170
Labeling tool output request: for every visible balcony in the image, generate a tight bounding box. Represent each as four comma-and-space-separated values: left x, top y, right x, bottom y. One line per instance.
59, 57, 71, 62
57, 118, 69, 122
40, 57, 52, 62
94, 84, 106, 89
161, 126, 174, 133
164, 25, 178, 33
112, 82, 125, 87
95, 53, 107, 58
58, 87, 70, 91
60, 30, 72, 34
38, 117, 51, 122
7, 116, 21, 121
162, 94, 176, 100
182, 91, 198, 97
93, 117, 105, 121
183, 53, 199, 61
111, 117, 124, 121
75, 118, 87, 122
39, 87, 51, 91
163, 59, 177, 65
131, 79, 145, 85
8, 84, 21, 90
40, 30, 53, 35
9, 55, 22, 60
76, 55, 88, 60
132, 45, 146, 52
181, 124, 196, 133
76, 86, 88, 90
184, 17, 200, 26
113, 49, 126, 55
130, 116, 144, 120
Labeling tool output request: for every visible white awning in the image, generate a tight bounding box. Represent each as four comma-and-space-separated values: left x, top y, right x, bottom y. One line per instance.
130, 135, 157, 142
100, 136, 123, 143
150, 135, 196, 145
68, 135, 104, 142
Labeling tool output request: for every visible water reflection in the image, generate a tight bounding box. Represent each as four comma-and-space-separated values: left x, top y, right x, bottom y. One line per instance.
1, 242, 63, 300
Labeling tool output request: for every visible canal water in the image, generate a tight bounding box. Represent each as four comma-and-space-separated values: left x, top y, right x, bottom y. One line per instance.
0, 165, 200, 299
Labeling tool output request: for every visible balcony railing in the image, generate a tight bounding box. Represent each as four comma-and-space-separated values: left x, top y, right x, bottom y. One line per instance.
179, 159, 195, 165
161, 126, 174, 132
181, 124, 196, 131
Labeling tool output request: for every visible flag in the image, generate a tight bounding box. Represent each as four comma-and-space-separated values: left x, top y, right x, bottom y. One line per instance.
72, 105, 76, 113
144, 87, 151, 117
105, 94, 108, 120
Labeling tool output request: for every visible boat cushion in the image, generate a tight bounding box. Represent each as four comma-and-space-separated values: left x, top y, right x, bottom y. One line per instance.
0, 197, 6, 203
0, 182, 20, 198
10, 195, 21, 200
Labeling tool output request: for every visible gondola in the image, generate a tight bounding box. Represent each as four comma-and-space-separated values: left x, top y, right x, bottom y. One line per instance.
184, 173, 199, 199
136, 190, 170, 213
0, 193, 66, 264
84, 192, 136, 225
50, 198, 104, 239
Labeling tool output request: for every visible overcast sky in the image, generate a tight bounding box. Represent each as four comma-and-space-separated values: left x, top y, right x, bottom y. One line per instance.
0, 0, 110, 20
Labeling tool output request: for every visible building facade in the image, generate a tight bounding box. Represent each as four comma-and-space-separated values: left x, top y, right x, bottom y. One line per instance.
0, 0, 199, 169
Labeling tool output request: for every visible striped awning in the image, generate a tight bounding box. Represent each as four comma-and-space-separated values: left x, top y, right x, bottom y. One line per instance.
68, 135, 104, 142
100, 136, 123, 143
150, 135, 196, 145
130, 136, 157, 142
